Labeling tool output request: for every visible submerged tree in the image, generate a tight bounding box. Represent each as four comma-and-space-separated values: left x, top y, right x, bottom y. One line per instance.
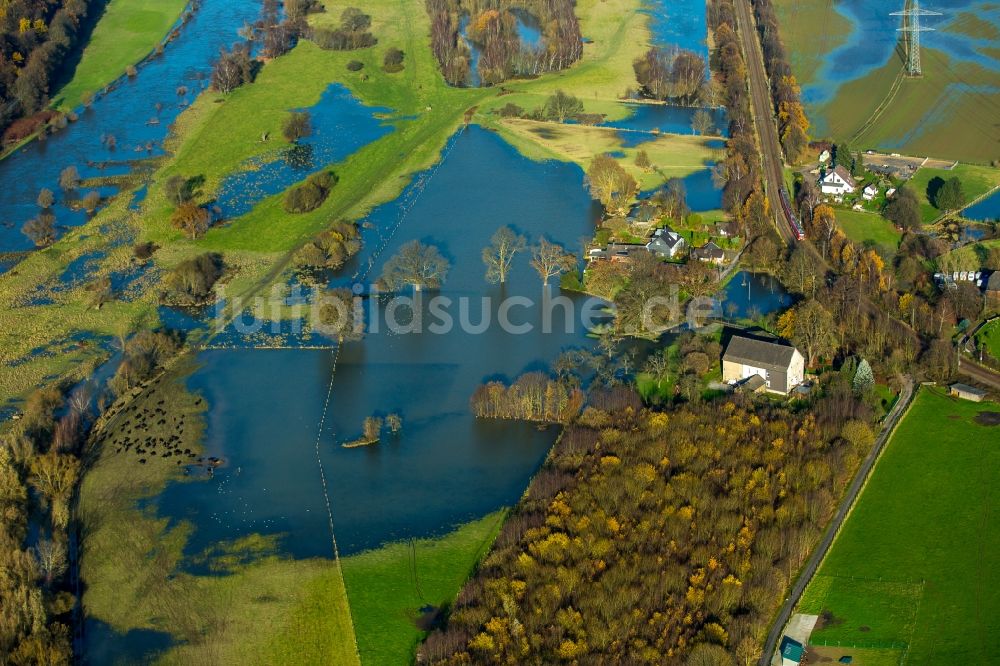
23, 212, 56, 247
482, 226, 526, 285
318, 287, 363, 342
282, 110, 312, 143
530, 238, 575, 286
381, 240, 449, 291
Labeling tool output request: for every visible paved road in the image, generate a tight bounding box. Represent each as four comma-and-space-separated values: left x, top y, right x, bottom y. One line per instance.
958, 356, 1000, 390
757, 375, 916, 666
733, 0, 797, 245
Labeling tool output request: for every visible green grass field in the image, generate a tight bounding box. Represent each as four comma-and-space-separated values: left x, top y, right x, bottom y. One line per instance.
908, 163, 1000, 224
51, 0, 190, 109
342, 511, 507, 665
976, 319, 1000, 360
834, 207, 901, 254
798, 387, 1000, 664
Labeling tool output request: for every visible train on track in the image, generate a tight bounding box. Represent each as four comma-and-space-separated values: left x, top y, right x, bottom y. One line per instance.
778, 187, 806, 241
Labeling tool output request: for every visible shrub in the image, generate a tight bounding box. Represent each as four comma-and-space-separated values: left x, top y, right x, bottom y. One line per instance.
383, 47, 405, 72
294, 220, 361, 268
162, 253, 223, 304
284, 170, 338, 213
133, 242, 158, 260
346, 60, 364, 72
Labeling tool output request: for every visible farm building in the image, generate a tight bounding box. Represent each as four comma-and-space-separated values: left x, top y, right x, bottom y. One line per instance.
820, 165, 856, 195
723, 336, 804, 395
950, 383, 987, 402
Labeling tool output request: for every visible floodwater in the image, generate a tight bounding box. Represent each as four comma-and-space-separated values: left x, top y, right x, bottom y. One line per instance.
718, 271, 794, 320
151, 128, 604, 564
213, 84, 394, 219
964, 189, 1000, 222
793, 0, 1000, 136
0, 0, 261, 256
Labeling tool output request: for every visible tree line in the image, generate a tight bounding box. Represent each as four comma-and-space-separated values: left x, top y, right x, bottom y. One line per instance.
749, 0, 810, 163
426, 0, 582, 87
0, 0, 91, 142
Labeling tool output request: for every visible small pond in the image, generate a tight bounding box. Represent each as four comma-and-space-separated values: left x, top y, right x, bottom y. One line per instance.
717, 271, 795, 320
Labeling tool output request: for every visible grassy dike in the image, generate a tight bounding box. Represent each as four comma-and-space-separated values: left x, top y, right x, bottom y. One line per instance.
52, 0, 192, 110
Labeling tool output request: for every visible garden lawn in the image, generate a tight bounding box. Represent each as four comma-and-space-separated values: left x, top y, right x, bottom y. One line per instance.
51, 0, 190, 109
341, 511, 507, 666
833, 208, 901, 254
909, 163, 1000, 224
798, 387, 1000, 664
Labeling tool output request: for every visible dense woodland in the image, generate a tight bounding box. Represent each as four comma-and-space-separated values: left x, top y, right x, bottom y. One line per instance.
0, 0, 92, 141
424, 374, 879, 663
426, 0, 582, 86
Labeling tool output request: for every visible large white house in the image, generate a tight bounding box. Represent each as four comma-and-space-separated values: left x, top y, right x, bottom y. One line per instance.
819, 165, 856, 196
723, 336, 805, 395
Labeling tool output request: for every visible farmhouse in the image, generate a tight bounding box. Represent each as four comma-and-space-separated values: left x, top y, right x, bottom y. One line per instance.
820, 165, 856, 195
723, 336, 805, 395
950, 383, 987, 402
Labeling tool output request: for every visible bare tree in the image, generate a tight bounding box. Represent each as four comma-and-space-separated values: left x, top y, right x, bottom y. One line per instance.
381, 240, 450, 291
482, 226, 526, 285
530, 238, 575, 286
35, 537, 68, 586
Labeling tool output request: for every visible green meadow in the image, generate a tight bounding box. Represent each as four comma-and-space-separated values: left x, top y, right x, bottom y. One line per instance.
799, 387, 1000, 664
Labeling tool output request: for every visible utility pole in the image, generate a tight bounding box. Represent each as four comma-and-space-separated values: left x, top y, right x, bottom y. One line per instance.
891, 0, 941, 77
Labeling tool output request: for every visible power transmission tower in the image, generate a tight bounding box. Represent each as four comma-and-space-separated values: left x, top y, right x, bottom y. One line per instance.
891, 0, 941, 76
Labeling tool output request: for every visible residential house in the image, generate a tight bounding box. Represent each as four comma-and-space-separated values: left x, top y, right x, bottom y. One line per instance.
885, 187, 897, 198
691, 241, 726, 264
722, 336, 805, 395
646, 226, 685, 259
779, 636, 804, 666
950, 383, 987, 402
862, 183, 879, 200
820, 165, 856, 196
715, 221, 738, 238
